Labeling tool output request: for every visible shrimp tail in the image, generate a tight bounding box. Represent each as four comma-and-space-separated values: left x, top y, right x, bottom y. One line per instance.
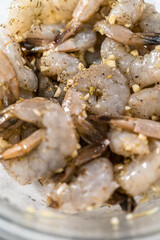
139, 33, 160, 45
55, 21, 81, 44
0, 129, 45, 160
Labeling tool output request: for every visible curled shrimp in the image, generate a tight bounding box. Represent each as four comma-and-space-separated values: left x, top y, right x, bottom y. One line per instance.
0, 27, 38, 92
44, 157, 118, 213
56, 0, 145, 44
6, 0, 79, 38
63, 64, 130, 117
95, 20, 160, 46
101, 38, 160, 88
116, 140, 160, 196
0, 98, 77, 185
128, 86, 160, 119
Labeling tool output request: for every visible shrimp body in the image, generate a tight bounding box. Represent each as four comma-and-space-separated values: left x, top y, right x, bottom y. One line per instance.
101, 38, 160, 88
45, 158, 118, 213
0, 98, 77, 185
0, 27, 38, 92
6, 0, 79, 38
108, 0, 145, 28
39, 51, 80, 82
63, 64, 130, 117
128, 86, 160, 119
116, 140, 160, 196
108, 128, 149, 157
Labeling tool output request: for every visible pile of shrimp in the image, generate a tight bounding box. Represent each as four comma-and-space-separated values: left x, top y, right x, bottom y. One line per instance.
0, 0, 160, 213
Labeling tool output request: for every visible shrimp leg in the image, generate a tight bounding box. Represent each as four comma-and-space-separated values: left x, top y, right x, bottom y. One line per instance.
95, 20, 160, 46
0, 129, 45, 160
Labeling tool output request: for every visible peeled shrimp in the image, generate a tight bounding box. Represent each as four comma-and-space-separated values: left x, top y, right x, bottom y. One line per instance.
116, 140, 160, 196
57, 0, 145, 44
95, 20, 160, 46
0, 27, 38, 92
101, 38, 160, 88
108, 128, 149, 157
128, 86, 160, 119
44, 157, 118, 213
63, 64, 130, 117
39, 51, 80, 82
108, 0, 145, 28
6, 0, 79, 38
0, 98, 77, 185
140, 3, 160, 33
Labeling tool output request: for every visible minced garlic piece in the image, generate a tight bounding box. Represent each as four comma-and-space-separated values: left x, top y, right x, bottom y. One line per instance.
78, 63, 85, 71
83, 93, 90, 101
40, 66, 49, 72
67, 79, 74, 86
88, 47, 95, 53
107, 55, 116, 60
54, 87, 62, 98
81, 110, 87, 119
130, 49, 139, 57
103, 59, 117, 68
125, 23, 131, 28
107, 74, 112, 79
132, 84, 140, 93
82, 103, 87, 110
138, 133, 147, 141
125, 106, 131, 111
108, 15, 116, 25
155, 45, 160, 51
151, 115, 159, 121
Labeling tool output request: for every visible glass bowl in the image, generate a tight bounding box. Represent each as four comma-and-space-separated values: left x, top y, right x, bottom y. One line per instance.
0, 0, 160, 239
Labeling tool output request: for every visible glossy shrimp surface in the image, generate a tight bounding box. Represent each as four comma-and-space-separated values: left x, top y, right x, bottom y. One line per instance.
0, 98, 77, 185
44, 157, 118, 213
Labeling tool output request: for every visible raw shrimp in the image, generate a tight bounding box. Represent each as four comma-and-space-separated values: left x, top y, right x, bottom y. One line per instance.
0, 98, 77, 185
108, 0, 145, 28
56, 0, 145, 44
24, 25, 97, 53
0, 49, 19, 106
101, 38, 160, 88
128, 86, 160, 119
140, 3, 160, 33
0, 27, 38, 92
39, 51, 80, 82
44, 157, 118, 213
63, 64, 130, 117
108, 128, 149, 157
95, 20, 160, 46
6, 0, 79, 38
56, 0, 104, 44
116, 140, 160, 196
